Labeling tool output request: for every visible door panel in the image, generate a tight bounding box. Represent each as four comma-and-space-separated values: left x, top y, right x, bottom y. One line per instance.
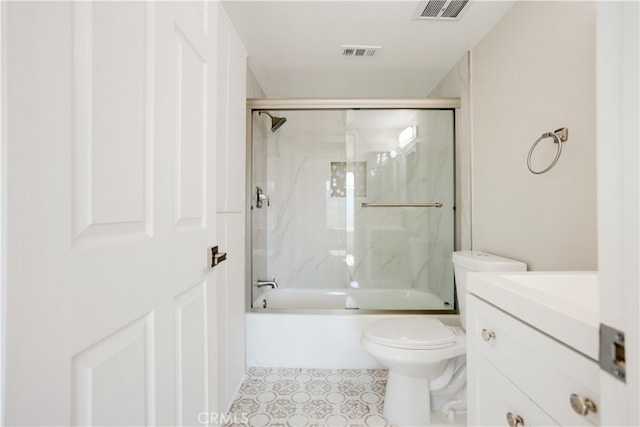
174, 26, 207, 230
175, 282, 210, 427
72, 2, 151, 244
72, 314, 154, 426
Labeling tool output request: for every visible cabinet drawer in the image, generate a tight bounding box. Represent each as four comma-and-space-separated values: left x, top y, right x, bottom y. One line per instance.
467, 294, 600, 426
468, 346, 557, 426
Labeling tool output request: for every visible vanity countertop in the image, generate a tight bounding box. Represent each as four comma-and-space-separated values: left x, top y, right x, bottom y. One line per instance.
467, 271, 599, 360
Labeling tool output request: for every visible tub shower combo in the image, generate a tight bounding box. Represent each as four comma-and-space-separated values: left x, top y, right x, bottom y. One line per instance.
245, 99, 461, 370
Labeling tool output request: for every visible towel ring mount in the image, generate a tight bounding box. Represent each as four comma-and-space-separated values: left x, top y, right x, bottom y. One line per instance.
527, 127, 569, 174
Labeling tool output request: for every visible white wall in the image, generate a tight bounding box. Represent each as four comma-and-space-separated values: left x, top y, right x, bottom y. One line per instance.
471, 1, 597, 270
247, 68, 265, 99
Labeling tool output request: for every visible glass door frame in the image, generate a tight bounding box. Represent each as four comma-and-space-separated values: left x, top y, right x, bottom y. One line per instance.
245, 98, 463, 313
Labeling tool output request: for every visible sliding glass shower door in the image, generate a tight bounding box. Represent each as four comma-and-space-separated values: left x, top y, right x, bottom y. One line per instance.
250, 105, 456, 311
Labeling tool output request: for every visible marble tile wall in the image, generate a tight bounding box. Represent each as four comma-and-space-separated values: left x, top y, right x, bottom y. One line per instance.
252, 113, 269, 294
251, 108, 456, 306
428, 52, 471, 252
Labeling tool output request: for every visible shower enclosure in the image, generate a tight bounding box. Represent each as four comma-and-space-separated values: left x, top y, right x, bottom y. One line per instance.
247, 99, 458, 312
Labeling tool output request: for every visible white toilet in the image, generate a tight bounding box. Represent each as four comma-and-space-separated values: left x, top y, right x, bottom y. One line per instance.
361, 251, 527, 426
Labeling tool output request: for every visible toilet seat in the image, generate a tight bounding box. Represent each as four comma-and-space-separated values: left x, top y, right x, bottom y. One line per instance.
363, 318, 457, 350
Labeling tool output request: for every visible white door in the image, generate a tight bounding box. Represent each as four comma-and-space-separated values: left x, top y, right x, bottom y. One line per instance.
4, 2, 220, 425
596, 2, 640, 426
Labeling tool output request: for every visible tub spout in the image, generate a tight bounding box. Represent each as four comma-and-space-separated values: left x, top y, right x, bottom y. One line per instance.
257, 278, 278, 289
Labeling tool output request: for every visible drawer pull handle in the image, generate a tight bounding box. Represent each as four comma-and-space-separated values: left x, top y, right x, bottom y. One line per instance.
506, 412, 524, 427
570, 393, 598, 416
481, 328, 496, 342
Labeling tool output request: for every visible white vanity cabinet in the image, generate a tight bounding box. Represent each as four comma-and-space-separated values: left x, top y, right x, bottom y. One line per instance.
467, 293, 600, 427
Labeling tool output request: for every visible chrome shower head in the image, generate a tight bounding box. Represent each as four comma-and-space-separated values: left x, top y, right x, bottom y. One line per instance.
259, 111, 287, 132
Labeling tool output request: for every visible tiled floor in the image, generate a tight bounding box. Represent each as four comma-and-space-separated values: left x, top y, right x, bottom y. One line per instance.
226, 367, 393, 426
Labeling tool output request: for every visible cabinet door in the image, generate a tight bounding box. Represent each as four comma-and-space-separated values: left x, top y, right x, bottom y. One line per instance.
469, 346, 561, 427
468, 347, 530, 426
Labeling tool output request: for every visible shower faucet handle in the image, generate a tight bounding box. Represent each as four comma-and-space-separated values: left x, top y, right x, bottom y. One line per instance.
258, 193, 270, 206
256, 186, 270, 208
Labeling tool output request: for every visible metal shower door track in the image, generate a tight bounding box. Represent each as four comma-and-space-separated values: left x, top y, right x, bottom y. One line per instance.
247, 98, 461, 110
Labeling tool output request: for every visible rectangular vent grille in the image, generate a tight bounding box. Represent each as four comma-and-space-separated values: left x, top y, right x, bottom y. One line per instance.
415, 0, 470, 20
342, 45, 380, 58
421, 0, 447, 17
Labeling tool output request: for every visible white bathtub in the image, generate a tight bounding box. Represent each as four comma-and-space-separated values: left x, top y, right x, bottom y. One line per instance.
253, 287, 450, 310
247, 288, 459, 368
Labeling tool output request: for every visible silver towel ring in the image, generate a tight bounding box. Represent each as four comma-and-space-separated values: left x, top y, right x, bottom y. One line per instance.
527, 127, 569, 174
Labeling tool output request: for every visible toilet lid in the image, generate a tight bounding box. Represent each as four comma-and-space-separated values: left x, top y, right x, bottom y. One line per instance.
363, 318, 456, 350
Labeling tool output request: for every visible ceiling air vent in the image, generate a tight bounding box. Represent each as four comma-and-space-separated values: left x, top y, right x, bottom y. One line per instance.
414, 0, 470, 20
341, 45, 381, 58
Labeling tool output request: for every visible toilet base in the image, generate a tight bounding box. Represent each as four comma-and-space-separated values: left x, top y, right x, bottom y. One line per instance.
384, 369, 432, 426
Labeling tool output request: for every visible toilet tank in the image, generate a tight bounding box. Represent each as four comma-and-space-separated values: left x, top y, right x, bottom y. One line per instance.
452, 251, 527, 329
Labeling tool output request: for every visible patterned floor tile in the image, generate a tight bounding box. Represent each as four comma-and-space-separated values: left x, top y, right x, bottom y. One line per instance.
226, 367, 392, 427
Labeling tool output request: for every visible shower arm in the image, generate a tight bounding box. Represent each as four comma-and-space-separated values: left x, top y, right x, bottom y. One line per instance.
258, 111, 287, 132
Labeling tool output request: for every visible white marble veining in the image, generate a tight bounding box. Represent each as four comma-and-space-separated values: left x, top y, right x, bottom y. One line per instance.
428, 53, 471, 253
251, 108, 457, 307
254, 288, 447, 310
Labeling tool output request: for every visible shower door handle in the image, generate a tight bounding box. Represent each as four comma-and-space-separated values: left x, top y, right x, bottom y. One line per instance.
256, 186, 270, 208
361, 202, 442, 208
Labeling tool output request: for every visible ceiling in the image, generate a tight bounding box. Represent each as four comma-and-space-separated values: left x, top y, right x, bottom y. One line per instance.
221, 0, 516, 98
